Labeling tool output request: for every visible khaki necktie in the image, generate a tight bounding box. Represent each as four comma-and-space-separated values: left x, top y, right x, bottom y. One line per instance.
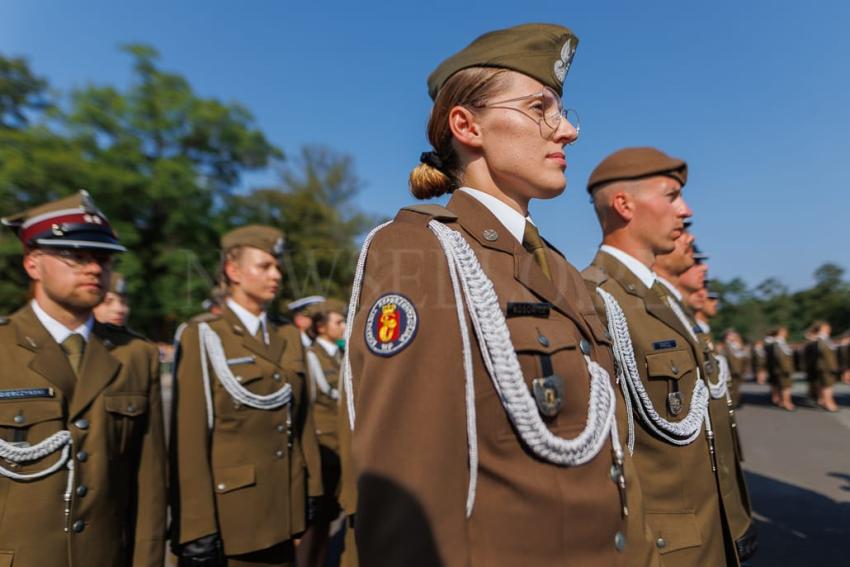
61, 333, 85, 377
254, 323, 267, 346
522, 221, 551, 280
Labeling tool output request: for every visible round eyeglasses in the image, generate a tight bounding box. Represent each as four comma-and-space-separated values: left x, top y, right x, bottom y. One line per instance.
473, 88, 580, 144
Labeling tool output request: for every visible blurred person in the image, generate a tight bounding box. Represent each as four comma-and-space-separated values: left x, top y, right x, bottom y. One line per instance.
170, 226, 322, 566
287, 296, 326, 348
804, 321, 840, 412
0, 191, 166, 566
297, 299, 348, 567
93, 272, 131, 326
764, 327, 795, 410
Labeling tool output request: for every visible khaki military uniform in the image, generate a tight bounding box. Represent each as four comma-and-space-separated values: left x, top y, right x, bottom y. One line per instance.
766, 339, 794, 390
337, 378, 358, 567
171, 305, 322, 564
348, 192, 657, 566
0, 304, 166, 567
308, 343, 341, 455
805, 337, 839, 388
583, 251, 735, 566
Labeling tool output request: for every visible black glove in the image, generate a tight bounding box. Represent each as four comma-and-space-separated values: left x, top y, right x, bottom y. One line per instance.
306, 496, 320, 525
177, 534, 225, 567
736, 524, 758, 562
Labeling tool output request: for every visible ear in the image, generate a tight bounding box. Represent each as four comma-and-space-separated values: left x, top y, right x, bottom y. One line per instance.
23, 252, 41, 282
447, 105, 483, 150
224, 259, 241, 286
610, 190, 635, 222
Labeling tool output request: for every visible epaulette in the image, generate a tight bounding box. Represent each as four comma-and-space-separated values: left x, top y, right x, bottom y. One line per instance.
581, 265, 608, 286
189, 312, 221, 325
400, 204, 458, 221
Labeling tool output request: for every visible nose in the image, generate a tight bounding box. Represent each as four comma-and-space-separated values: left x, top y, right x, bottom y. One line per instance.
679, 197, 694, 219
554, 115, 578, 145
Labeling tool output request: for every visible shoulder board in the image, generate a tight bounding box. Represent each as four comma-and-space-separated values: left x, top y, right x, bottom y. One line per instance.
582, 265, 608, 286
189, 312, 221, 324
400, 204, 458, 221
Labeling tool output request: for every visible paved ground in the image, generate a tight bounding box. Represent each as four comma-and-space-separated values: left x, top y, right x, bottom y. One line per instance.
736, 378, 850, 566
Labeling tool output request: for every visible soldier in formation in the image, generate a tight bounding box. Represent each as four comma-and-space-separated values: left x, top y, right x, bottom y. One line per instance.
0, 191, 166, 566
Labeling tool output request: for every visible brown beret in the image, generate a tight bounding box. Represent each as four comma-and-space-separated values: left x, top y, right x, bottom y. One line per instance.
427, 23, 579, 100
221, 225, 285, 258
587, 147, 688, 193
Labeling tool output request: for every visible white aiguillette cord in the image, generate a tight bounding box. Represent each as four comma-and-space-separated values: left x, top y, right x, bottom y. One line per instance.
198, 322, 293, 430
343, 220, 619, 517
596, 287, 712, 454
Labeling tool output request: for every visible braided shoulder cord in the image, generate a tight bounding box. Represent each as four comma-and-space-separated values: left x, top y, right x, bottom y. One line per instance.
0, 430, 72, 481
198, 323, 292, 427
710, 353, 731, 400
306, 349, 339, 402
428, 221, 618, 467
596, 287, 709, 452
665, 297, 728, 399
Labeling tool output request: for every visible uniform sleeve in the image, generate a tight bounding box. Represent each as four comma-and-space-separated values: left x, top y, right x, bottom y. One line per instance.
132, 343, 167, 567
281, 325, 323, 498
349, 219, 470, 566
170, 324, 219, 544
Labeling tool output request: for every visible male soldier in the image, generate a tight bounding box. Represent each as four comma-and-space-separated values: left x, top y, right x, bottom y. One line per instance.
287, 296, 326, 349
695, 287, 720, 335
722, 329, 748, 407
0, 191, 166, 566
655, 247, 756, 562
583, 147, 736, 565
93, 272, 131, 326
171, 226, 322, 566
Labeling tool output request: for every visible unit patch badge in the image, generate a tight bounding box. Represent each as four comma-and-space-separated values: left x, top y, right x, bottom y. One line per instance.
365, 293, 418, 357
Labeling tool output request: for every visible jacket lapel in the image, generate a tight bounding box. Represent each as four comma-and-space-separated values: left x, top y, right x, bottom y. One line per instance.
593, 250, 692, 337
69, 325, 121, 419
223, 306, 280, 364
447, 191, 592, 336
14, 304, 77, 399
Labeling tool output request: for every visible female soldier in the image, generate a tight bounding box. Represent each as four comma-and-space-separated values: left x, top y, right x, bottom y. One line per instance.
344, 23, 651, 567
765, 327, 795, 410
297, 299, 347, 566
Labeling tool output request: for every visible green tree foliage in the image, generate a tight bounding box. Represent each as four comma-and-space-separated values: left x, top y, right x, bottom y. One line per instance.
710, 263, 850, 341
0, 47, 373, 339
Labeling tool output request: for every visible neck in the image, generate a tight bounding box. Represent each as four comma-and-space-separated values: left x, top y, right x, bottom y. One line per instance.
653, 265, 679, 287
33, 291, 91, 330
602, 232, 654, 267
695, 312, 708, 324
463, 162, 530, 216
229, 289, 266, 316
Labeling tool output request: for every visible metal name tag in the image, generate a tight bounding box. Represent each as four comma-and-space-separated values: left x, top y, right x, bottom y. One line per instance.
532, 374, 565, 417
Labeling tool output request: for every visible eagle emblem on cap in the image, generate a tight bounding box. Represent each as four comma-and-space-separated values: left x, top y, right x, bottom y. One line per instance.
554, 38, 575, 84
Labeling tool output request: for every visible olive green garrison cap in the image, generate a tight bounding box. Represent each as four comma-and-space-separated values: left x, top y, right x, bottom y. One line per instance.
221, 225, 285, 258
427, 23, 579, 100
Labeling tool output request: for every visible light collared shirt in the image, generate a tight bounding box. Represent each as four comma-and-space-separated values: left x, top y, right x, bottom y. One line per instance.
458, 187, 535, 244
315, 337, 339, 358
226, 298, 268, 344
696, 319, 711, 334
599, 245, 656, 289
300, 331, 312, 348
656, 276, 683, 302
31, 299, 94, 344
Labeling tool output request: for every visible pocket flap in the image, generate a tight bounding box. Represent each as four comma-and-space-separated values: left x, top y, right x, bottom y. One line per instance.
646, 350, 696, 380
104, 393, 148, 416
232, 367, 264, 386
0, 400, 63, 427
506, 318, 576, 354
646, 511, 703, 554
214, 464, 256, 493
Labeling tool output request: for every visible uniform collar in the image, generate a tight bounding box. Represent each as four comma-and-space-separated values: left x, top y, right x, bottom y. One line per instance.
656, 276, 683, 301
31, 299, 94, 344
457, 187, 534, 244
315, 337, 339, 357
226, 298, 267, 339
300, 331, 312, 348
696, 319, 710, 334
599, 245, 656, 289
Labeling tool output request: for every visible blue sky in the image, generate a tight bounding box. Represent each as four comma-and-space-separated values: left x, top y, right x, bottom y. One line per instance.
2, 0, 848, 290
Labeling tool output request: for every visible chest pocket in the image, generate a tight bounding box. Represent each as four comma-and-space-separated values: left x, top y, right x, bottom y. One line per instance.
0, 400, 64, 448
104, 393, 148, 456
646, 349, 696, 381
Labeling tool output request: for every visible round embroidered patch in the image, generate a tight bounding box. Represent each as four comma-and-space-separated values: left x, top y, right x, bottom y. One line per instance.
364, 293, 418, 357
